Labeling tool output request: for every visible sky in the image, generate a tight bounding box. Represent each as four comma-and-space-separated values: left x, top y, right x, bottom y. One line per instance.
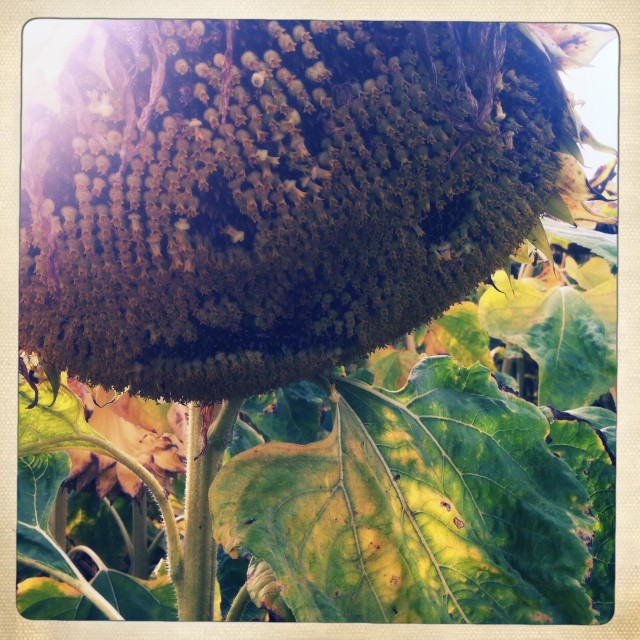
560, 35, 619, 172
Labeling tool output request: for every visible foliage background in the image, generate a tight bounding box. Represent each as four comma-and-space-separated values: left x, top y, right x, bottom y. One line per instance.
3, 2, 640, 640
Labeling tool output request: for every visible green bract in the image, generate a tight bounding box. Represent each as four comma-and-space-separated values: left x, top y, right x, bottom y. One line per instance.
19, 20, 606, 402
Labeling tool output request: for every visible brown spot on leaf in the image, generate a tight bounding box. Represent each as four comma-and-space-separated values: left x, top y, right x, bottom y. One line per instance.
453, 517, 465, 529
440, 500, 452, 511
263, 400, 278, 415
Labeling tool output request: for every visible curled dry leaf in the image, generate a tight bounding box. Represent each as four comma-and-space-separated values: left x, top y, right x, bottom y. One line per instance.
66, 379, 186, 498
531, 24, 617, 70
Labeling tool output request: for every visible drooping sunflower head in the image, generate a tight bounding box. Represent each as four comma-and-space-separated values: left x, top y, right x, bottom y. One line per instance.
19, 20, 615, 402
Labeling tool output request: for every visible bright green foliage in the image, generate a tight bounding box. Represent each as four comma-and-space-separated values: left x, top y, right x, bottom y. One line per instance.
544, 413, 615, 622
17, 453, 76, 578
240, 381, 331, 444
479, 271, 616, 409
212, 357, 597, 623
543, 218, 618, 265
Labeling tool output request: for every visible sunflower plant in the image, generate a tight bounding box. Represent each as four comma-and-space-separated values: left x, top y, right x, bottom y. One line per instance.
18, 19, 616, 623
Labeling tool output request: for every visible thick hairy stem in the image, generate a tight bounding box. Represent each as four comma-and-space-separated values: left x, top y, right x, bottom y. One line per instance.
20, 435, 183, 585
71, 436, 183, 587
178, 397, 243, 621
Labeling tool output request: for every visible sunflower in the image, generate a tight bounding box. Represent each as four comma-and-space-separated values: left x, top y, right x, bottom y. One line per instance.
19, 20, 615, 403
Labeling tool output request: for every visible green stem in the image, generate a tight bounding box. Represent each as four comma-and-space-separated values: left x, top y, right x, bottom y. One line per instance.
48, 486, 68, 549
102, 497, 135, 566
131, 492, 148, 578
82, 436, 184, 586
516, 356, 526, 399
68, 545, 108, 572
178, 398, 243, 621
21, 437, 184, 588
225, 583, 250, 621
17, 555, 123, 621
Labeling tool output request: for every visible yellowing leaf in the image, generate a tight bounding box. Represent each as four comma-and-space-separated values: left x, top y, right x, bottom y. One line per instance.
511, 240, 535, 264
555, 153, 599, 202
478, 271, 545, 340
212, 358, 597, 623
424, 302, 494, 369
562, 198, 617, 228
367, 346, 422, 390
582, 277, 617, 332
17, 577, 81, 620
565, 255, 613, 290
479, 280, 616, 409
525, 262, 565, 291
589, 157, 618, 191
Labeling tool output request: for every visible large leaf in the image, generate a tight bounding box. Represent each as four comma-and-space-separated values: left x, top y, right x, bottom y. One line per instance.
423, 301, 493, 369
543, 217, 618, 265
544, 412, 615, 622
212, 358, 596, 623
17, 453, 78, 578
17, 572, 177, 621
75, 570, 178, 620
479, 271, 616, 410
241, 381, 332, 444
